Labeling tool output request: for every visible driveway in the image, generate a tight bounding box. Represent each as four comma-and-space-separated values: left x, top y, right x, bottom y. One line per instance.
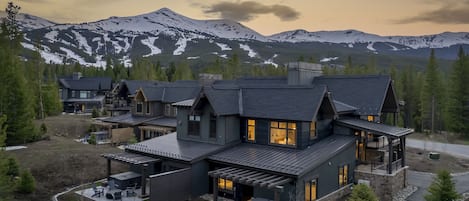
407, 170, 469, 201
407, 139, 469, 159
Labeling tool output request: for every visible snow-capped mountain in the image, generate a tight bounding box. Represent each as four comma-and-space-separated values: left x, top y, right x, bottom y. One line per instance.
8, 8, 469, 68
271, 29, 469, 49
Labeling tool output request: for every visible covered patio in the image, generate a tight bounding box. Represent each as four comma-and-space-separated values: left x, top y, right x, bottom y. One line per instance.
102, 152, 161, 198
336, 118, 414, 174
208, 167, 292, 201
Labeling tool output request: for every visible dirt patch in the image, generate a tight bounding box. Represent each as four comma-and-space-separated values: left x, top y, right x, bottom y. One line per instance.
406, 147, 469, 173
8, 115, 127, 201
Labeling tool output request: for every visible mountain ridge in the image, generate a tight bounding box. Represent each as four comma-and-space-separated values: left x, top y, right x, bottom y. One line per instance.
3, 8, 469, 67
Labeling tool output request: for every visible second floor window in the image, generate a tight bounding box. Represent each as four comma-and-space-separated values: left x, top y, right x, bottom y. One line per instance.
310, 121, 317, 140
367, 115, 374, 122
247, 119, 255, 142
136, 102, 143, 113
79, 91, 90, 99
339, 164, 348, 187
270, 121, 296, 146
188, 115, 200, 136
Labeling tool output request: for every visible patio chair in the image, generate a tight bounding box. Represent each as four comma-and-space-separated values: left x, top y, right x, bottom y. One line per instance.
126, 183, 137, 197
91, 182, 104, 197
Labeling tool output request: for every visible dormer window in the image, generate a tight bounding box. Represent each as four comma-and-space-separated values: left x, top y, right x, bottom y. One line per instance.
188, 115, 200, 136
270, 121, 296, 146
136, 102, 143, 113
146, 102, 151, 114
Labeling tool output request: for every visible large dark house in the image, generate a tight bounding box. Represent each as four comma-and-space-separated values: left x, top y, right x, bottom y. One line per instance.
108, 80, 160, 116
103, 63, 413, 201
58, 72, 112, 113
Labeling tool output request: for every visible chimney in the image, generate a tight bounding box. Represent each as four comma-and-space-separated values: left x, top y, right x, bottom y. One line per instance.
72, 72, 82, 80
198, 73, 223, 85
287, 62, 323, 85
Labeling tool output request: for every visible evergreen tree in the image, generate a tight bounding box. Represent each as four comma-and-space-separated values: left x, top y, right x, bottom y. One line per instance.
348, 184, 378, 201
17, 169, 35, 194
166, 62, 176, 81
446, 46, 469, 135
420, 49, 444, 133
173, 61, 193, 80
0, 115, 13, 200
424, 170, 461, 201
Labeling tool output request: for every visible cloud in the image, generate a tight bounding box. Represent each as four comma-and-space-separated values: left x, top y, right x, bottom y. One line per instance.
396, 1, 469, 24
204, 1, 299, 22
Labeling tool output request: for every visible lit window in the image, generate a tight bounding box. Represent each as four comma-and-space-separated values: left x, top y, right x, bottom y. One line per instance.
339, 165, 348, 187
367, 116, 374, 122
247, 119, 255, 141
310, 121, 317, 140
188, 115, 200, 136
136, 102, 143, 113
270, 121, 296, 146
218, 178, 233, 191
305, 179, 317, 201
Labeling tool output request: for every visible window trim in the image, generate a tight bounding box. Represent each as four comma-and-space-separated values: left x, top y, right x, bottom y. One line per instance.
188, 115, 201, 136
136, 101, 143, 114
338, 164, 349, 187
305, 178, 318, 201
310, 121, 317, 140
269, 120, 297, 147
247, 119, 256, 142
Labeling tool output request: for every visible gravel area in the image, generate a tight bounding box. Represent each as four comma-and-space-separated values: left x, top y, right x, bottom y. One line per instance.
393, 185, 417, 201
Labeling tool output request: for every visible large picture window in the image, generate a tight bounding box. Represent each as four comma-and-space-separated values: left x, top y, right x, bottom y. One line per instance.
310, 121, 317, 140
188, 115, 200, 136
136, 102, 143, 113
339, 164, 348, 187
218, 178, 233, 191
247, 119, 255, 142
79, 91, 90, 99
305, 179, 317, 201
270, 121, 296, 146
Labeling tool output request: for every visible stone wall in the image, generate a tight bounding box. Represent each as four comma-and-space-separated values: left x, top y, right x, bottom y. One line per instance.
316, 184, 353, 201
354, 167, 408, 201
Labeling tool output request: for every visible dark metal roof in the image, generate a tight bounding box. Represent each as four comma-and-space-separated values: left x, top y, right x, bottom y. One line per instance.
125, 133, 227, 163
208, 135, 355, 177
313, 75, 391, 116
208, 167, 292, 190
139, 84, 200, 103
102, 152, 161, 165
102, 113, 156, 126
241, 85, 327, 121
143, 117, 177, 127
121, 80, 160, 95
172, 99, 195, 107
335, 118, 414, 137
59, 77, 112, 91
193, 85, 329, 121
334, 100, 358, 114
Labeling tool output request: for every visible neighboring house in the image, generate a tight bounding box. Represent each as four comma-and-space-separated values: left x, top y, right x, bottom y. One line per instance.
102, 80, 201, 143
58, 72, 112, 113
108, 80, 160, 116
103, 62, 413, 201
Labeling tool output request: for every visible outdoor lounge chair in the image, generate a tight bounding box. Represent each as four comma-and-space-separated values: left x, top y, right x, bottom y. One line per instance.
126, 183, 137, 197
113, 191, 122, 200
91, 183, 104, 197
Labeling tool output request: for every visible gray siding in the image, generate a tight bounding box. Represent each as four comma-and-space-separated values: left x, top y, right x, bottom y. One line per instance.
191, 161, 210, 197
297, 143, 356, 200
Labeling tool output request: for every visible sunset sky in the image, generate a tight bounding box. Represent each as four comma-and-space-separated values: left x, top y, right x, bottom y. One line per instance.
1, 0, 468, 36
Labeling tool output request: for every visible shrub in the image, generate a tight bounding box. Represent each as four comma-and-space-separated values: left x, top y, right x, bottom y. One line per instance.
127, 136, 138, 144
6, 157, 19, 178
348, 184, 378, 201
424, 170, 461, 201
17, 169, 35, 194
40, 123, 47, 135
91, 107, 99, 118
88, 134, 97, 145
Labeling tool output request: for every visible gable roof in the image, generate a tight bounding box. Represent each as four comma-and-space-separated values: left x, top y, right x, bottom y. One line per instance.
135, 81, 201, 103
59, 77, 112, 91
191, 84, 332, 121
312, 75, 392, 116
120, 80, 160, 96
208, 135, 355, 177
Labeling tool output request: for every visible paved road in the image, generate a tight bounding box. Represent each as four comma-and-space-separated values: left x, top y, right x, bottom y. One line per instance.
407, 139, 469, 159
407, 170, 469, 201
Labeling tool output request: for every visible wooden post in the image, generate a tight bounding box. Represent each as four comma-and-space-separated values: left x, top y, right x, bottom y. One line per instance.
140, 128, 144, 141
141, 164, 148, 196
388, 137, 393, 174
213, 177, 218, 201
